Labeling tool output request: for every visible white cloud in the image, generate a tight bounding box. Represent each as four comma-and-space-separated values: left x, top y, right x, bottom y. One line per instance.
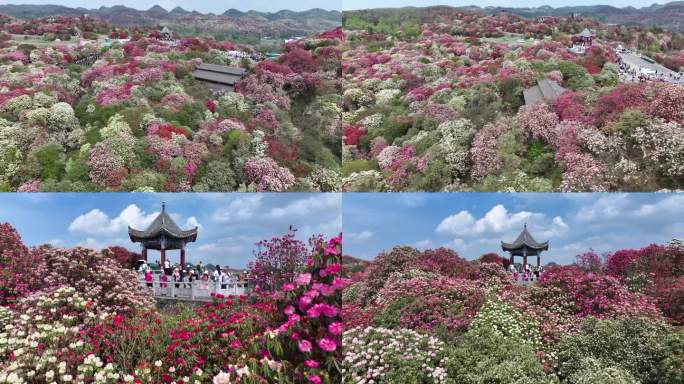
185, 216, 203, 231
75, 237, 129, 250
212, 195, 263, 223
635, 194, 684, 217
575, 194, 631, 222
47, 238, 63, 246
539, 216, 569, 238
471, 205, 542, 235
268, 194, 340, 219
347, 230, 374, 241
396, 194, 427, 207
437, 205, 549, 237
436, 210, 475, 235
69, 204, 158, 236
413, 239, 433, 249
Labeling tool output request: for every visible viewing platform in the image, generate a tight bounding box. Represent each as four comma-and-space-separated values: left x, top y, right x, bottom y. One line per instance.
138, 271, 249, 302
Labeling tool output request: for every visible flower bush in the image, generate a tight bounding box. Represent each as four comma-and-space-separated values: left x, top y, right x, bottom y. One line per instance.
343, 327, 448, 384
0, 18, 342, 192
0, 223, 343, 383
345, 240, 683, 383
341, 8, 684, 191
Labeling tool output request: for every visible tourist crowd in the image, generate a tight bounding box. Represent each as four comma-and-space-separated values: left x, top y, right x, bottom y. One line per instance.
509, 263, 544, 283
138, 260, 248, 291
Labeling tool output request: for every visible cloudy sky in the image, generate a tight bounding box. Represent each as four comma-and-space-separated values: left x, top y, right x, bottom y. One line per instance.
343, 193, 684, 265
0, 0, 340, 13
343, 0, 668, 11
0, 193, 341, 268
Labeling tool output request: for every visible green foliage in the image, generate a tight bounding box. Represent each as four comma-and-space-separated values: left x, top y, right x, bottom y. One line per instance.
555, 317, 674, 384
28, 144, 65, 181
341, 159, 378, 177
463, 84, 502, 128
156, 102, 205, 131
498, 76, 524, 113
567, 358, 641, 384
558, 61, 595, 90
193, 160, 237, 191
654, 331, 684, 384
445, 324, 556, 384
595, 63, 620, 87
64, 152, 89, 182
613, 109, 652, 143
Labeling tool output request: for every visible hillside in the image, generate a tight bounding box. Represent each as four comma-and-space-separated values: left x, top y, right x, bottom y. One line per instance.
344, 2, 684, 32
0, 4, 342, 37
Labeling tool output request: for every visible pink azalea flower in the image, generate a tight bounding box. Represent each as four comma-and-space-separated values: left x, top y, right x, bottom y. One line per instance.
328, 322, 343, 335
295, 273, 312, 286
317, 337, 337, 352
304, 360, 320, 368
298, 339, 313, 353
282, 283, 296, 292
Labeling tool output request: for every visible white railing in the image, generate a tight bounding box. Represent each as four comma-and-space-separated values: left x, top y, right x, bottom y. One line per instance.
138, 272, 249, 301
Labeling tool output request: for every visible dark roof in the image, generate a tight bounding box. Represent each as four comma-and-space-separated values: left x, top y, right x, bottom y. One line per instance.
523, 78, 568, 106
128, 203, 198, 242
501, 225, 549, 253
196, 63, 247, 76
192, 64, 247, 92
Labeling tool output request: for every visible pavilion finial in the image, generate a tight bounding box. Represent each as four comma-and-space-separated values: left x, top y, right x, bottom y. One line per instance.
162, 201, 166, 211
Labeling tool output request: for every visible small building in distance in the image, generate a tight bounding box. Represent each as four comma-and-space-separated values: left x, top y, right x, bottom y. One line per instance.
192, 63, 248, 93
160, 26, 173, 41
523, 78, 568, 106
576, 28, 594, 46
502, 224, 549, 269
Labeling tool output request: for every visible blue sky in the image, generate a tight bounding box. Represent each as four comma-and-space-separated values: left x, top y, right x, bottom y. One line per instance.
343, 1, 669, 11
0, 0, 340, 13
343, 193, 684, 265
0, 193, 341, 268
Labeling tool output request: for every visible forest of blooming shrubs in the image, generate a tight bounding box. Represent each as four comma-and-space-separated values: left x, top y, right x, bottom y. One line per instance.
341, 8, 684, 191
342, 241, 684, 383
0, 223, 344, 383
0, 15, 342, 192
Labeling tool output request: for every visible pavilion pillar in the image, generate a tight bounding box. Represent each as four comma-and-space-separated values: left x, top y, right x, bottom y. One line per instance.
180, 249, 186, 268
523, 248, 527, 271
160, 249, 166, 269
537, 255, 540, 268
509, 255, 514, 268
142, 248, 148, 262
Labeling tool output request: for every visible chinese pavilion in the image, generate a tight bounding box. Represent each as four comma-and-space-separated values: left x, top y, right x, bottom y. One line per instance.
501, 224, 549, 269
577, 28, 594, 46
128, 203, 198, 267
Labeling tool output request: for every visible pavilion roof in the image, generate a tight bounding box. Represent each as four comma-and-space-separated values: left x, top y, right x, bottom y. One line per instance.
580, 28, 593, 38
128, 203, 198, 242
523, 78, 567, 106
501, 225, 549, 252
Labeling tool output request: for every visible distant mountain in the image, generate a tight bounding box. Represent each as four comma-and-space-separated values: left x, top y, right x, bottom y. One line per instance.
0, 4, 342, 28
169, 7, 190, 16
476, 2, 684, 31
345, 2, 684, 32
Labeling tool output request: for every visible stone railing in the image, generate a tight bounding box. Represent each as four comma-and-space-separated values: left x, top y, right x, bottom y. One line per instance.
138, 272, 249, 301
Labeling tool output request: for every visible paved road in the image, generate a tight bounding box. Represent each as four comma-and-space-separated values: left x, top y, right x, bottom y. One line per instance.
617, 52, 684, 85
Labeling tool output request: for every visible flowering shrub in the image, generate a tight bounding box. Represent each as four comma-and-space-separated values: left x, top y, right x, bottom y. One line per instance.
554, 317, 676, 384
0, 287, 119, 383
0, 20, 342, 192
343, 327, 448, 383
341, 9, 684, 191
248, 227, 310, 290
0, 223, 344, 383
538, 265, 663, 320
